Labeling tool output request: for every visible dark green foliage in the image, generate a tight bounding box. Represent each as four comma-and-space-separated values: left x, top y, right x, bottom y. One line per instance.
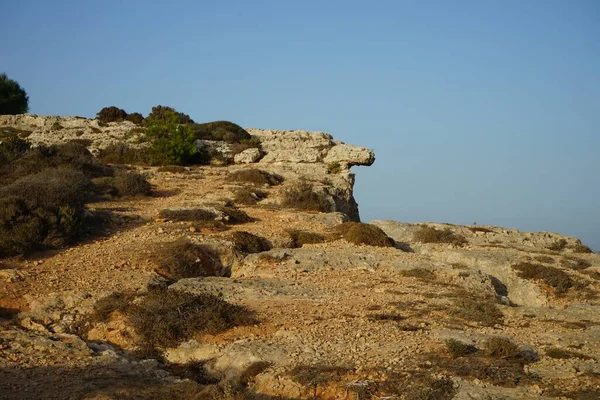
146, 105, 194, 125
333, 222, 395, 247
154, 238, 221, 281
512, 262, 574, 295
281, 180, 330, 212
0, 73, 29, 114
192, 121, 250, 143
445, 339, 478, 358
146, 122, 209, 166
229, 231, 272, 253
233, 187, 268, 205
97, 143, 150, 165
125, 112, 145, 125
414, 226, 467, 246
113, 170, 152, 197
129, 289, 256, 350
158, 208, 216, 222
452, 296, 504, 326
286, 229, 324, 248
227, 169, 283, 186
96, 106, 127, 123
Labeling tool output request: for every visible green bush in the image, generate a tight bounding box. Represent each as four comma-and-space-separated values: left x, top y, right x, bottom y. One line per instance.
0, 73, 29, 114
154, 238, 221, 281
146, 122, 209, 166
125, 112, 145, 125
96, 106, 127, 123
146, 105, 194, 125
192, 121, 250, 143
333, 222, 395, 247
281, 180, 330, 212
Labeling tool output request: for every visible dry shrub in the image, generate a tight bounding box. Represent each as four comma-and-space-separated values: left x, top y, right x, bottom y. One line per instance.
157, 165, 188, 173
233, 187, 268, 205
333, 222, 395, 247
128, 289, 256, 350
547, 238, 568, 251
414, 226, 467, 246
189, 220, 230, 233
114, 170, 152, 197
451, 295, 504, 326
227, 169, 282, 186
483, 337, 523, 359
286, 229, 324, 248
534, 255, 555, 264
217, 206, 251, 224
445, 339, 478, 358
229, 231, 271, 253
378, 372, 456, 400
512, 262, 574, 295
560, 256, 592, 270
400, 268, 436, 281
569, 242, 593, 254
468, 226, 493, 233
281, 180, 329, 212
545, 348, 594, 360
154, 238, 221, 281
368, 313, 406, 322
159, 208, 216, 222
97, 143, 150, 165
288, 365, 352, 387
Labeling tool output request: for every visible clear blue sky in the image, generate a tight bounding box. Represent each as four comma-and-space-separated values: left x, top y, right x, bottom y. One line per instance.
2, 0, 599, 251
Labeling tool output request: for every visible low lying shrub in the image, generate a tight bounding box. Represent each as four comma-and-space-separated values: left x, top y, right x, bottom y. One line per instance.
451, 295, 504, 326
125, 112, 144, 125
545, 347, 594, 360
229, 231, 272, 253
227, 169, 283, 186
146, 122, 209, 166
233, 187, 268, 205
445, 339, 478, 358
286, 229, 324, 248
96, 143, 151, 165
326, 161, 342, 174
512, 262, 574, 295
192, 121, 250, 143
547, 239, 567, 252
333, 222, 395, 247
281, 180, 329, 212
569, 242, 593, 254
414, 226, 467, 246
560, 256, 592, 270
159, 208, 216, 222
154, 238, 221, 281
157, 165, 188, 173
146, 105, 194, 125
218, 206, 251, 224
113, 170, 152, 197
483, 337, 523, 360
400, 268, 436, 280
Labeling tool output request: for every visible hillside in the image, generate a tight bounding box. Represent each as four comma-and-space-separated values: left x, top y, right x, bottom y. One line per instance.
1, 115, 599, 400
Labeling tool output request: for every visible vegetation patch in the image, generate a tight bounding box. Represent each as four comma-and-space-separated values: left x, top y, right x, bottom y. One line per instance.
156, 165, 188, 173
233, 186, 268, 205
451, 295, 504, 326
281, 180, 330, 212
467, 226, 493, 233
159, 208, 216, 222
228, 231, 271, 253
547, 239, 567, 252
569, 242, 593, 254
192, 121, 250, 143
97, 143, 150, 165
286, 229, 325, 248
154, 238, 221, 281
113, 170, 152, 197
288, 365, 352, 388
533, 255, 555, 264
560, 256, 592, 270
545, 347, 594, 360
377, 372, 456, 400
414, 226, 467, 246
227, 169, 283, 186
400, 268, 436, 281
512, 262, 574, 295
326, 161, 342, 174
96, 106, 128, 123
217, 206, 251, 224
368, 313, 406, 322
145, 105, 194, 125
445, 339, 478, 358
483, 337, 524, 360
333, 222, 395, 247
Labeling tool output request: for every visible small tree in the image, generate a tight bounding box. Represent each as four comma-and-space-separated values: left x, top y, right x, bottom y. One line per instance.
0, 73, 29, 115
96, 106, 127, 123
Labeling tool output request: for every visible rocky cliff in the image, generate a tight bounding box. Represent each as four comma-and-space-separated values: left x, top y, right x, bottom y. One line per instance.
1, 115, 599, 400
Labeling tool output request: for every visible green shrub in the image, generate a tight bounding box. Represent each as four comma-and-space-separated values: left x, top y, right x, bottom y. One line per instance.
227, 169, 283, 186
512, 262, 574, 295
96, 106, 127, 123
158, 208, 216, 222
146, 122, 209, 166
0, 73, 29, 114
113, 170, 152, 197
414, 226, 467, 246
146, 105, 194, 125
154, 238, 221, 281
326, 161, 342, 174
192, 121, 250, 143
281, 180, 329, 212
229, 231, 272, 253
233, 187, 268, 205
125, 112, 145, 125
286, 229, 324, 248
333, 222, 395, 247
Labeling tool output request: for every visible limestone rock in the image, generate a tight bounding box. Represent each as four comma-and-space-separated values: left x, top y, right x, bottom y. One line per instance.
324, 143, 375, 166
234, 148, 262, 164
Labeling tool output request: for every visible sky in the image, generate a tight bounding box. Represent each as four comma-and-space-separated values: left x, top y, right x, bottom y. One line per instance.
2, 0, 599, 251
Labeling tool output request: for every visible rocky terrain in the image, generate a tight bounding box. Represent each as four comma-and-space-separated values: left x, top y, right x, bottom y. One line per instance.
1, 115, 599, 399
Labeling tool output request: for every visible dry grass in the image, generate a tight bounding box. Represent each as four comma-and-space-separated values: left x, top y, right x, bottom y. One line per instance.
561, 256, 592, 270
512, 262, 574, 295
288, 365, 352, 387
233, 187, 268, 205
228, 231, 272, 253
545, 347, 594, 360
451, 295, 504, 326
154, 238, 221, 281
217, 206, 252, 224
156, 165, 188, 173
547, 239, 568, 251
286, 229, 325, 248
227, 169, 283, 186
377, 372, 457, 400
400, 268, 436, 281
445, 339, 478, 358
281, 180, 330, 212
113, 170, 152, 197
414, 226, 467, 246
483, 337, 523, 359
158, 208, 216, 222
333, 222, 395, 247
534, 255, 555, 263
